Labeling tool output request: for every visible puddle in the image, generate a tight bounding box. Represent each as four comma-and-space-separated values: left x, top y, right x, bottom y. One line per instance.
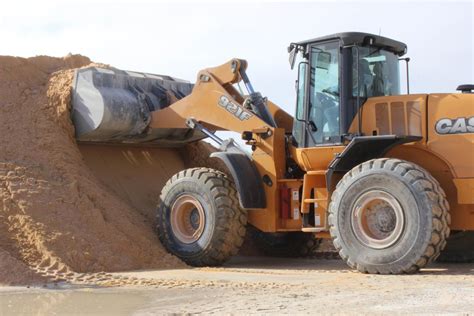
0, 288, 152, 316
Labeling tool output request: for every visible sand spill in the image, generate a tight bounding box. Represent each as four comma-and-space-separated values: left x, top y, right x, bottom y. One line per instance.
0, 55, 225, 285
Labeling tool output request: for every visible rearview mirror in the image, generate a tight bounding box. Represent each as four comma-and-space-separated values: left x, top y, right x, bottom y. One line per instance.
288, 45, 297, 70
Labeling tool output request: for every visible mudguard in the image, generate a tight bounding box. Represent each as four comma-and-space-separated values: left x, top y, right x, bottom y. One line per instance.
210, 152, 266, 209
326, 135, 422, 191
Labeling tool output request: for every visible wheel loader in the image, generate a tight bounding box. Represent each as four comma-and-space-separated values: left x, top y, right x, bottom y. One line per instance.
71, 32, 474, 274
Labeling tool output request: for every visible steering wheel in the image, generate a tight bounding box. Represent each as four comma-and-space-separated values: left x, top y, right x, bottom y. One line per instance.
322, 88, 339, 98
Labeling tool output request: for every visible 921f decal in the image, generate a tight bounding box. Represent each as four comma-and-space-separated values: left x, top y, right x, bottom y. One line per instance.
218, 95, 252, 121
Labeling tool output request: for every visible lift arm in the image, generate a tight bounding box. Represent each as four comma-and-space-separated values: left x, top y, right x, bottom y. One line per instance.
149, 59, 292, 213
149, 59, 285, 134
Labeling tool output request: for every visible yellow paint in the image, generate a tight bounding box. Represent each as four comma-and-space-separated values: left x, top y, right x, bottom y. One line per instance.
149, 59, 474, 233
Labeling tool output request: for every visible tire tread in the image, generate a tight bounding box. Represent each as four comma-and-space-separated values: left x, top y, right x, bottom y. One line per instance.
328, 158, 450, 274
157, 167, 246, 266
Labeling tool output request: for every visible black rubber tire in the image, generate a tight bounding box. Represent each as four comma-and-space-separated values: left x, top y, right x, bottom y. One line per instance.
328, 158, 450, 274
437, 231, 474, 263
248, 225, 321, 258
157, 167, 247, 266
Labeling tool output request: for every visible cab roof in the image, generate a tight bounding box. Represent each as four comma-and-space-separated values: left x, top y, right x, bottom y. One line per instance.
294, 32, 407, 56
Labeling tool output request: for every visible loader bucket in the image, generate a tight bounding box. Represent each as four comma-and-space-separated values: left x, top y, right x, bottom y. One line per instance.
71, 67, 204, 146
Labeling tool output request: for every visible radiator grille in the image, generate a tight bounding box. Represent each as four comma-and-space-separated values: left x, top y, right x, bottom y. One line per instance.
374, 101, 421, 136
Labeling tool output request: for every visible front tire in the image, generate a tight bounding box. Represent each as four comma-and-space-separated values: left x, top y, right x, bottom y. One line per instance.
328, 158, 450, 274
157, 168, 247, 266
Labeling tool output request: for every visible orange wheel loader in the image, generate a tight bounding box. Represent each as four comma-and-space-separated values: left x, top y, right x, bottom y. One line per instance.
71, 32, 474, 274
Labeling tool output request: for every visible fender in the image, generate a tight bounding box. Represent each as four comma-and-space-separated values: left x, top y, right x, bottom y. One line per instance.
326, 135, 422, 191
210, 152, 266, 209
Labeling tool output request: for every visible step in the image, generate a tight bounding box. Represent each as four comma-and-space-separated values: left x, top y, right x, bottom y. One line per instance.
301, 227, 327, 233
306, 170, 326, 175
303, 198, 326, 203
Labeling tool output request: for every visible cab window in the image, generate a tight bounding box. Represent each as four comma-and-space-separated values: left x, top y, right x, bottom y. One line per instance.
352, 47, 401, 97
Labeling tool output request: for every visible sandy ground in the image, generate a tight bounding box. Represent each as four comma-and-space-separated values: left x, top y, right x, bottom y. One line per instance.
1, 257, 473, 315
0, 55, 227, 285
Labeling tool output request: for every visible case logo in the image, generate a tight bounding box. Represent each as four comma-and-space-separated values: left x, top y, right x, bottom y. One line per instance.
435, 117, 474, 134
218, 95, 252, 121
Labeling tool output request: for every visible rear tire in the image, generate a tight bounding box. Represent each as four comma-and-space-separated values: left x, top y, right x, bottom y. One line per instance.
157, 168, 247, 266
248, 226, 321, 258
328, 158, 450, 274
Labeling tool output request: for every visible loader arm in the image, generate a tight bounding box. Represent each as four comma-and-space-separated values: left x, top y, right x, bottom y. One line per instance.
149, 59, 291, 221
150, 59, 285, 134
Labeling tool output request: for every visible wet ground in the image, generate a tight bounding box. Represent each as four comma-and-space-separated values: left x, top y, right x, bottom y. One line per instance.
1, 257, 473, 315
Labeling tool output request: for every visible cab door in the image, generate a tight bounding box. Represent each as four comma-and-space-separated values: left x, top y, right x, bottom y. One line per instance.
305, 40, 342, 147
291, 40, 345, 172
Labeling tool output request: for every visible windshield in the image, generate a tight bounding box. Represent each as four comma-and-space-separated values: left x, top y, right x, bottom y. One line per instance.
353, 47, 400, 98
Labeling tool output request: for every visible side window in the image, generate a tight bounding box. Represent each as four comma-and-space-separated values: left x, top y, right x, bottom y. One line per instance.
352, 47, 401, 98
292, 62, 307, 145
308, 41, 340, 144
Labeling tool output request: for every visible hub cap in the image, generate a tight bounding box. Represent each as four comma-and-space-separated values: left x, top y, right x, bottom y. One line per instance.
170, 195, 205, 244
351, 190, 404, 249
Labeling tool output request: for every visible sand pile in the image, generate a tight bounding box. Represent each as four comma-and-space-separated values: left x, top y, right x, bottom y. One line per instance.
0, 55, 198, 285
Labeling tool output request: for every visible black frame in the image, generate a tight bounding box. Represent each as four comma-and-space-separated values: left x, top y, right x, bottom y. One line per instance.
340, 45, 366, 138
291, 32, 408, 149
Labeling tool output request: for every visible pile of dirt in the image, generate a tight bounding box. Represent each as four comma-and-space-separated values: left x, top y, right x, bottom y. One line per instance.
0, 249, 46, 285
0, 55, 194, 285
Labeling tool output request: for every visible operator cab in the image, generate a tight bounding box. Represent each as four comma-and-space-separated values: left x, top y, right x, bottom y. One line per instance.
288, 32, 407, 147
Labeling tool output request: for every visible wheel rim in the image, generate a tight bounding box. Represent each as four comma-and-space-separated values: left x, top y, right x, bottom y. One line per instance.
170, 195, 205, 244
351, 190, 405, 249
